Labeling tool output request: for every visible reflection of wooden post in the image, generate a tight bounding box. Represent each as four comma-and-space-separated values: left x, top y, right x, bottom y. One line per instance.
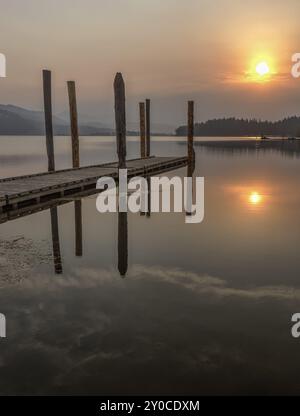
186, 101, 195, 216
118, 211, 128, 277
50, 207, 62, 274
140, 166, 148, 216
187, 100, 194, 177
43, 70, 55, 172
146, 176, 151, 217
67, 81, 80, 168
75, 200, 82, 256
146, 98, 150, 157
114, 73, 126, 168
139, 102, 146, 158
140, 169, 146, 216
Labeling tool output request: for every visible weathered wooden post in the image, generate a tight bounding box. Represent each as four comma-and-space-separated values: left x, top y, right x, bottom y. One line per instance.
118, 211, 128, 277
67, 81, 80, 168
43, 70, 55, 172
187, 100, 195, 177
114, 73, 126, 168
67, 81, 82, 256
139, 102, 146, 158
146, 98, 151, 157
43, 70, 63, 271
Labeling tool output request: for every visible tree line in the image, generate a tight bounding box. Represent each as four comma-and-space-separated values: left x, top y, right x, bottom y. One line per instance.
175, 116, 300, 137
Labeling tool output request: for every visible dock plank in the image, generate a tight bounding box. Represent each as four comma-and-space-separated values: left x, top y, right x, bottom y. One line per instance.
0, 156, 188, 209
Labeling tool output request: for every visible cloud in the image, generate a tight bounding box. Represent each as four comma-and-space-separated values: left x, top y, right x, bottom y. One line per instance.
19, 262, 300, 303
129, 264, 300, 301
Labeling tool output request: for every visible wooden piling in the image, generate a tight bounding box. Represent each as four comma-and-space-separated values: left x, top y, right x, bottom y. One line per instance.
187, 100, 195, 177
114, 73, 126, 168
146, 98, 151, 157
43, 70, 55, 172
67, 81, 80, 168
139, 102, 146, 158
67, 81, 82, 256
44, 71, 62, 271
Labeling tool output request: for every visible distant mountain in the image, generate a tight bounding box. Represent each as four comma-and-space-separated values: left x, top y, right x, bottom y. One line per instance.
2, 104, 64, 125
0, 104, 174, 136
0, 107, 41, 135
0, 105, 114, 135
176, 117, 300, 137
57, 110, 111, 131
58, 110, 176, 135
126, 121, 175, 135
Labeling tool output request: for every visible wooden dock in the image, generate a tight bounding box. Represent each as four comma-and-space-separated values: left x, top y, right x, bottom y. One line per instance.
0, 155, 188, 215
0, 70, 195, 231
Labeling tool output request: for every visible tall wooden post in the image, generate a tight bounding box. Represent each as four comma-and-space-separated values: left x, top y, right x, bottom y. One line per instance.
67, 81, 80, 168
146, 98, 151, 157
43, 70, 55, 172
114, 73, 126, 168
43, 70, 63, 271
187, 100, 195, 177
67, 81, 82, 256
139, 102, 146, 158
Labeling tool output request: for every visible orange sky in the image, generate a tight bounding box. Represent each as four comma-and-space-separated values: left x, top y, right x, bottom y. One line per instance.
0, 0, 299, 127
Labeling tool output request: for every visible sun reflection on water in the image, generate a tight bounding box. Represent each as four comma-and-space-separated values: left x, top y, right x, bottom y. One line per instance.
224, 184, 269, 212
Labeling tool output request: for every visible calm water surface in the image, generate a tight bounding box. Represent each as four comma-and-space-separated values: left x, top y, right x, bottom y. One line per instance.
0, 136, 300, 395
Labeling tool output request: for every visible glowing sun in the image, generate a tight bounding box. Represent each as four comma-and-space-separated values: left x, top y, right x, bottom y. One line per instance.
255, 61, 270, 76
244, 56, 276, 83
249, 192, 262, 205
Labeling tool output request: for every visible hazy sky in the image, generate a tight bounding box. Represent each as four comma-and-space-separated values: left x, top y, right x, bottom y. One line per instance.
1, 0, 300, 127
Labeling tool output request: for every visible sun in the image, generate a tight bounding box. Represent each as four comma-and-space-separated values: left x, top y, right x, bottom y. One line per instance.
249, 192, 262, 205
244, 55, 276, 83
255, 61, 270, 76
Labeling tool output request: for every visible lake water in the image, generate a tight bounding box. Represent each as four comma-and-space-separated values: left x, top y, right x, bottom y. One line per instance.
0, 136, 300, 395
